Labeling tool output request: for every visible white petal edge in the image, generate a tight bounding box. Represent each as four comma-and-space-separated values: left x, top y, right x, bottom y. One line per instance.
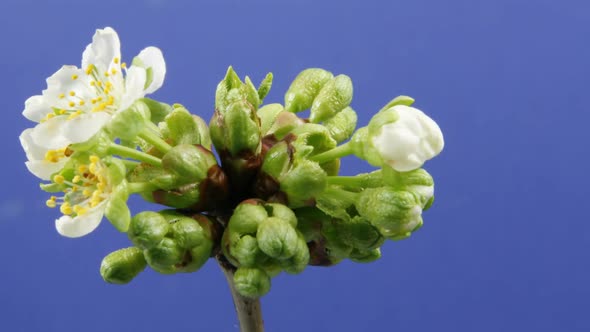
136, 46, 166, 94
26, 160, 67, 181
22, 95, 52, 123
62, 112, 111, 144
81, 27, 121, 72
55, 201, 107, 238
19, 128, 45, 160
30, 117, 70, 149
120, 66, 147, 110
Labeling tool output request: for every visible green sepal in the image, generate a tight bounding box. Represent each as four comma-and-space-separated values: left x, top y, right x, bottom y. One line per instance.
323, 106, 358, 143
310, 74, 353, 123
291, 123, 337, 159
228, 200, 269, 235
260, 141, 290, 179
279, 234, 310, 274
257, 72, 273, 102
264, 203, 298, 228
349, 248, 381, 263
107, 99, 150, 140
144, 237, 184, 270
258, 103, 284, 135
171, 217, 208, 249
378, 95, 415, 113
69, 131, 111, 155
161, 144, 217, 185
231, 234, 263, 267
141, 98, 173, 124
233, 267, 271, 299
162, 106, 201, 146
257, 217, 298, 260
128, 211, 170, 249
280, 159, 327, 208
100, 247, 147, 284
284, 68, 333, 113
341, 216, 384, 250
104, 183, 131, 232
356, 188, 424, 239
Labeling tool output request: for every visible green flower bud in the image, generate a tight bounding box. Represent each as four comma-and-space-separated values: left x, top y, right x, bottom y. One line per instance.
107, 99, 150, 140
349, 248, 381, 263
228, 200, 269, 234
215, 66, 260, 111
310, 75, 353, 123
284, 68, 333, 113
210, 100, 261, 156
233, 267, 271, 299
162, 105, 211, 147
265, 203, 298, 228
161, 144, 218, 185
323, 106, 358, 143
280, 159, 327, 208
171, 216, 209, 249
230, 234, 262, 267
280, 234, 310, 274
340, 216, 384, 251
141, 98, 173, 124
257, 72, 273, 102
356, 188, 423, 239
144, 237, 184, 271
100, 247, 147, 284
128, 211, 169, 249
257, 217, 298, 260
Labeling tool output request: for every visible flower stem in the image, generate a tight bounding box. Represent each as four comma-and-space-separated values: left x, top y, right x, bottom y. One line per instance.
138, 128, 172, 154
217, 257, 264, 332
310, 142, 353, 164
321, 186, 359, 205
108, 143, 162, 167
326, 175, 366, 187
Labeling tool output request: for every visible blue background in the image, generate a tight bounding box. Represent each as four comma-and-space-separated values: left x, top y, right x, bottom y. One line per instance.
1, 0, 588, 331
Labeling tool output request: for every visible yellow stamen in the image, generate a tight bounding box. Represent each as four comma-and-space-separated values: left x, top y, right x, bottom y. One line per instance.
89, 155, 100, 163
69, 91, 76, 96
79, 100, 85, 106
53, 175, 65, 184
72, 175, 81, 183
46, 197, 57, 208
68, 101, 76, 107
60, 202, 73, 215
114, 57, 120, 64
58, 93, 65, 99
86, 64, 95, 75
72, 74, 79, 80
111, 68, 117, 75
78, 164, 88, 174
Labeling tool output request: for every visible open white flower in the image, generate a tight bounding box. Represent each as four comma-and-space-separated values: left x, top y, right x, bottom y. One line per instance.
22, 27, 166, 149
47, 156, 121, 238
19, 128, 71, 180
370, 105, 444, 172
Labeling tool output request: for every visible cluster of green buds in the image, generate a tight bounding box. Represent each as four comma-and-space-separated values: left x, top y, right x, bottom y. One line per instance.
20, 27, 444, 299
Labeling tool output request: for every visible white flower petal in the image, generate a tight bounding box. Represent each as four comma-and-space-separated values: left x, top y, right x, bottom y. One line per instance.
81, 27, 121, 72
62, 112, 111, 144
26, 160, 67, 181
55, 202, 107, 238
30, 117, 70, 149
120, 66, 147, 110
22, 96, 51, 123
19, 128, 45, 160
136, 46, 166, 94
43, 66, 92, 105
